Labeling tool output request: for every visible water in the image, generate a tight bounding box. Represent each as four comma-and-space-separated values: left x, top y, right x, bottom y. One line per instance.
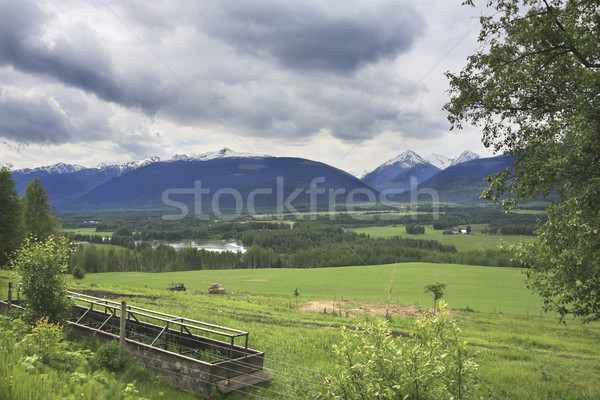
149, 240, 246, 253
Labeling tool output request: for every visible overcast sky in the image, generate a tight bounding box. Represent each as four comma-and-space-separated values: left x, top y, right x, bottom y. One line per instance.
0, 0, 495, 175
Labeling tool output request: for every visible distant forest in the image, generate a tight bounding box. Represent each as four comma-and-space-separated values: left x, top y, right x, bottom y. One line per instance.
66, 206, 540, 273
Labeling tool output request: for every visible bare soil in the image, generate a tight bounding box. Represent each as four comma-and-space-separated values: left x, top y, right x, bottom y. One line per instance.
73, 289, 157, 301
302, 300, 458, 318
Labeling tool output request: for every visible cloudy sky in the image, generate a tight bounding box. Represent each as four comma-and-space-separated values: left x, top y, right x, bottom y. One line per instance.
0, 0, 495, 175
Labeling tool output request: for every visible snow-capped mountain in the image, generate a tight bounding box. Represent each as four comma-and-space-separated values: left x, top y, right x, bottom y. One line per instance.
362, 149, 483, 195
11, 148, 374, 211
425, 153, 453, 169
426, 151, 480, 169
16, 162, 86, 175
170, 148, 267, 162
361, 150, 441, 194
15, 148, 266, 177
379, 150, 430, 169
12, 148, 267, 202
450, 150, 480, 166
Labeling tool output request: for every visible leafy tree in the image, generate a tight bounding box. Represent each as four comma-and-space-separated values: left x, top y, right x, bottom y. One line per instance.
406, 224, 426, 235
445, 0, 600, 322
424, 281, 446, 313
11, 235, 73, 325
0, 165, 24, 266
23, 177, 58, 241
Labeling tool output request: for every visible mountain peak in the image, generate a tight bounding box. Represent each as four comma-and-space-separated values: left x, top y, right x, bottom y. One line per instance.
16, 162, 86, 175
170, 148, 268, 162
381, 150, 428, 169
425, 153, 453, 169
425, 150, 480, 169
451, 150, 480, 166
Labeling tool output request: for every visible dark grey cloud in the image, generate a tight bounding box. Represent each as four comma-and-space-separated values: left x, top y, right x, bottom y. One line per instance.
0, 90, 75, 144
0, 0, 177, 115
202, 1, 425, 74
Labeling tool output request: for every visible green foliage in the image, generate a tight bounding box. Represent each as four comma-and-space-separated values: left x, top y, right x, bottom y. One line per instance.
72, 264, 85, 279
446, 0, 600, 321
22, 177, 58, 241
0, 313, 191, 400
406, 224, 426, 235
319, 303, 478, 399
11, 235, 73, 325
0, 165, 24, 267
508, 195, 600, 322
91, 341, 129, 372
19, 317, 66, 366
425, 281, 447, 312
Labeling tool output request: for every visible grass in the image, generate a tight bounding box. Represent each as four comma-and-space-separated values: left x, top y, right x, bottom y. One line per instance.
2, 267, 600, 399
351, 224, 531, 252
62, 227, 113, 237
71, 277, 600, 400
79, 263, 543, 316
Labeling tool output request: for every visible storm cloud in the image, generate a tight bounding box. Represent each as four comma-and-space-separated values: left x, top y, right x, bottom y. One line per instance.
0, 0, 485, 171
202, 1, 424, 74
0, 0, 177, 115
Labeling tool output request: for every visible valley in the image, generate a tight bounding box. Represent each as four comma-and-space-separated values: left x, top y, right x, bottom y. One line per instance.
2, 149, 597, 399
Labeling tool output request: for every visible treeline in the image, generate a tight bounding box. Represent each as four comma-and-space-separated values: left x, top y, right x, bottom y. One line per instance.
72, 218, 523, 272
482, 223, 537, 235
237, 223, 457, 255
71, 243, 279, 273
432, 209, 543, 235
286, 244, 519, 268
61, 205, 544, 240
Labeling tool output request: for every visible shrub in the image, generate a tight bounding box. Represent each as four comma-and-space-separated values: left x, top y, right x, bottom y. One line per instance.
19, 317, 66, 366
10, 235, 73, 325
91, 341, 128, 372
72, 264, 85, 279
318, 302, 478, 400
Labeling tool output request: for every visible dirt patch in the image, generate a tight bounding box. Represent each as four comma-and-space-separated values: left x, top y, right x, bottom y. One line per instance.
302, 300, 459, 318
73, 289, 157, 301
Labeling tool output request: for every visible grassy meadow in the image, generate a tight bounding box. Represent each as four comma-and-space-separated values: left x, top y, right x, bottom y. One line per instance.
73, 269, 600, 400
2, 262, 600, 399
81, 263, 543, 315
351, 225, 530, 252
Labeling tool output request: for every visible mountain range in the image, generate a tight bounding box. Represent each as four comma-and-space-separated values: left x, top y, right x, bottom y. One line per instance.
361, 150, 480, 194
12, 148, 513, 212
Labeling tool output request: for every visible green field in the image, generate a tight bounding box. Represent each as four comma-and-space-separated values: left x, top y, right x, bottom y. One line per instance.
81, 263, 543, 316
351, 225, 530, 252
62, 227, 114, 237
2, 264, 600, 399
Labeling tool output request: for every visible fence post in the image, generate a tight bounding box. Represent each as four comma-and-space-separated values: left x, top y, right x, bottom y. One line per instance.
7, 282, 12, 305
120, 301, 127, 356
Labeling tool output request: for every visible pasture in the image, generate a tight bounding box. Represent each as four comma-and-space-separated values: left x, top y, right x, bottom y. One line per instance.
81, 263, 543, 315
72, 267, 600, 400
351, 225, 530, 252
2, 266, 600, 399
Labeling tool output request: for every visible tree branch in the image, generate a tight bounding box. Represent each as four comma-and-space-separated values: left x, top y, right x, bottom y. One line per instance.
542, 0, 600, 68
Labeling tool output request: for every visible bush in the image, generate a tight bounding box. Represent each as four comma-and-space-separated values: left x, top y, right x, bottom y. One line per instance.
318, 302, 478, 400
19, 317, 66, 367
72, 264, 85, 279
406, 224, 426, 235
10, 235, 73, 325
91, 341, 129, 372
